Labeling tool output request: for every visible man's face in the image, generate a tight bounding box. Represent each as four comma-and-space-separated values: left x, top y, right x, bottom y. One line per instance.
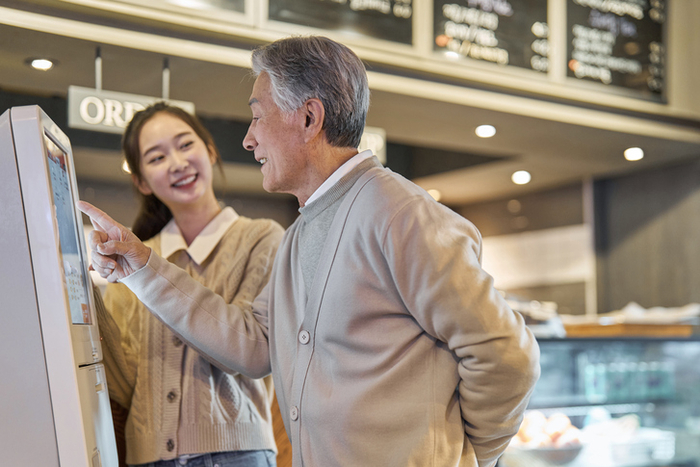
243, 72, 308, 197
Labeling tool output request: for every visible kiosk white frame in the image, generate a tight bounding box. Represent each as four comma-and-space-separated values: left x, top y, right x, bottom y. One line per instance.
0, 105, 118, 467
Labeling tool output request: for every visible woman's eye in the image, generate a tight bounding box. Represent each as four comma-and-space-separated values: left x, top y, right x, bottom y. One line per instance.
148, 155, 164, 164
181, 141, 194, 150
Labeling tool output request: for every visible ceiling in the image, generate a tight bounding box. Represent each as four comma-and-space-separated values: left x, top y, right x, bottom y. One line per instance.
2, 1, 700, 206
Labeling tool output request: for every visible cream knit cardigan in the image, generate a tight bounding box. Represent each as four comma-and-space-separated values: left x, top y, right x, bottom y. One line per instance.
94, 215, 284, 465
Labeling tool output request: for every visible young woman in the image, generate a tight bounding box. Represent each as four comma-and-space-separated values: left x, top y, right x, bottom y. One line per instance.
93, 102, 284, 467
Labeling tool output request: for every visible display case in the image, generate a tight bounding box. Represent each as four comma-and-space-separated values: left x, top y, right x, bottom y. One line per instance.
500, 337, 700, 467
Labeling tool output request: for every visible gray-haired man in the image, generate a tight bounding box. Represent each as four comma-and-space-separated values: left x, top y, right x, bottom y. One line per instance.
81, 35, 540, 467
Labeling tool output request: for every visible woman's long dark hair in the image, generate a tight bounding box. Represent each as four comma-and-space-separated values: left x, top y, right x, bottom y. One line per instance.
123, 102, 223, 241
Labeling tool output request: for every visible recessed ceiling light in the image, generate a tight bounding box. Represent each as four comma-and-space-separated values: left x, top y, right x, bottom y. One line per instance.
475, 125, 496, 138
28, 58, 55, 71
427, 189, 442, 202
624, 147, 644, 161
511, 170, 531, 185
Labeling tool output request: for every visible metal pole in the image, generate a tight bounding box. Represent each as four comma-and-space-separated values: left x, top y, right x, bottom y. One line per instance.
162, 57, 170, 100
95, 46, 102, 91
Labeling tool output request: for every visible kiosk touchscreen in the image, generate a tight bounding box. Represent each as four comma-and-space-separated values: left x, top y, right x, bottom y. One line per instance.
0, 105, 118, 467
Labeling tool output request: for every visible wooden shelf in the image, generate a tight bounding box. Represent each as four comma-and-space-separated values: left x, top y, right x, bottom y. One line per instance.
563, 323, 696, 338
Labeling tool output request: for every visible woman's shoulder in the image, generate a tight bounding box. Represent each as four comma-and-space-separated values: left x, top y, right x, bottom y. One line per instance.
225, 216, 285, 244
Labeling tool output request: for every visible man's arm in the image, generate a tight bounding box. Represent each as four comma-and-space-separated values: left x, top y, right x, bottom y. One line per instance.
383, 195, 540, 467
120, 249, 274, 378
79, 201, 275, 379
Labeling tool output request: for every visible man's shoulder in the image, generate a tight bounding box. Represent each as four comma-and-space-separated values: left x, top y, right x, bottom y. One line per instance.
358, 166, 432, 208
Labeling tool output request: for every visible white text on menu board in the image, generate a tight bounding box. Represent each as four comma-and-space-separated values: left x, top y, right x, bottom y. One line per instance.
441, 1, 513, 65
569, 0, 665, 89
329, 0, 412, 18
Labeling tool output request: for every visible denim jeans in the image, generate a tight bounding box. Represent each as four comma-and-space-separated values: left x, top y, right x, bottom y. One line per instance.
132, 450, 277, 467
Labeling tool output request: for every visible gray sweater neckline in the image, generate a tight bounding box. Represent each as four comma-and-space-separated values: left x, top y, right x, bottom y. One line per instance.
299, 156, 382, 222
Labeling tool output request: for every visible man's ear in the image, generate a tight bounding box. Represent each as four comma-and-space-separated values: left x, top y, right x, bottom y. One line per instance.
302, 98, 325, 142
133, 174, 153, 196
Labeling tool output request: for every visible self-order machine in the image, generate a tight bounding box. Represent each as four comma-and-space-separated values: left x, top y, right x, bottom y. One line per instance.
0, 105, 118, 466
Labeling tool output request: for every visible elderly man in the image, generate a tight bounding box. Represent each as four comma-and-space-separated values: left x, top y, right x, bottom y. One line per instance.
81, 36, 540, 467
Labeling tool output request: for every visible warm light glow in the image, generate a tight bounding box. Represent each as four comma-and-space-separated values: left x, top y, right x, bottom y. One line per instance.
167, 0, 213, 9
624, 147, 644, 161
445, 51, 460, 60
31, 59, 53, 71
427, 189, 442, 202
121, 159, 132, 174
507, 199, 522, 214
475, 125, 496, 138
511, 170, 531, 185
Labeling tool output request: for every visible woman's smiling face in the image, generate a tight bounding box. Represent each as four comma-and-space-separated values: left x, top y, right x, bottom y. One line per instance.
135, 111, 217, 211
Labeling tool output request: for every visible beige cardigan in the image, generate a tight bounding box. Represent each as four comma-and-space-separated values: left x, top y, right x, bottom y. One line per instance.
95, 215, 284, 465
122, 158, 540, 467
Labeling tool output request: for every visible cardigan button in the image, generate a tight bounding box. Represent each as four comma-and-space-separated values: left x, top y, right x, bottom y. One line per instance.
298, 330, 310, 345
290, 406, 299, 421
166, 439, 175, 452
167, 391, 177, 402
173, 337, 183, 347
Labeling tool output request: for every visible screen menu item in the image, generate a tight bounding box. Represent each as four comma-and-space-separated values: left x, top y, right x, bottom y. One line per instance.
567, 0, 666, 98
268, 0, 413, 45
45, 133, 91, 325
433, 0, 549, 73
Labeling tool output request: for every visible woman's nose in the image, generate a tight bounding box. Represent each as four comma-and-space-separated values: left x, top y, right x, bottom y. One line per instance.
170, 152, 189, 171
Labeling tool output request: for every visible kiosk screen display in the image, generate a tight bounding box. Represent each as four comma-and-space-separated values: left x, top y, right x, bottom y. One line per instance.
44, 133, 91, 325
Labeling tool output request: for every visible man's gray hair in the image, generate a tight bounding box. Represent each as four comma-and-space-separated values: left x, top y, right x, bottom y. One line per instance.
251, 36, 370, 149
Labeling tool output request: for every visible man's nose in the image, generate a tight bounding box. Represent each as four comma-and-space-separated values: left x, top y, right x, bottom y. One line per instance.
242, 127, 256, 152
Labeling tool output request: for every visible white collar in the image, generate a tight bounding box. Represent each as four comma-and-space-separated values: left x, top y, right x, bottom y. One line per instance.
304, 149, 374, 206
160, 207, 239, 265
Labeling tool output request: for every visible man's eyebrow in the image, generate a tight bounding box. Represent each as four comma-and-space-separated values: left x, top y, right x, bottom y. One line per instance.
248, 98, 259, 106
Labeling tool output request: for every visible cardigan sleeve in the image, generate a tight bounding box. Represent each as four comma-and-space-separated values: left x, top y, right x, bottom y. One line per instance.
382, 195, 540, 467
120, 221, 283, 379
93, 282, 139, 409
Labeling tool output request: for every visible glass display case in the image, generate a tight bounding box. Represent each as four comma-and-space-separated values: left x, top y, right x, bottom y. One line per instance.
500, 337, 700, 467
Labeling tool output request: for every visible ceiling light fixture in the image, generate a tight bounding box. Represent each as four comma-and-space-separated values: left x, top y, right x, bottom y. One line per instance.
511, 170, 531, 185
27, 58, 55, 71
475, 125, 496, 138
624, 147, 644, 161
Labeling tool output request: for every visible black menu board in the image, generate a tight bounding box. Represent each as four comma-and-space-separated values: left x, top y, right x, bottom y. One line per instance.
433, 0, 549, 73
214, 0, 245, 13
268, 0, 413, 45
567, 0, 666, 98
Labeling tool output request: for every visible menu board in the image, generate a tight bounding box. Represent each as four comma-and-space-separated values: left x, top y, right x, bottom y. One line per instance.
567, 0, 666, 97
268, 0, 413, 45
213, 0, 245, 13
433, 0, 549, 73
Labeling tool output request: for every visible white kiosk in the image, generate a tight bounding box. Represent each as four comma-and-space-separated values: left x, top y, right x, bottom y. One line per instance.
0, 105, 118, 466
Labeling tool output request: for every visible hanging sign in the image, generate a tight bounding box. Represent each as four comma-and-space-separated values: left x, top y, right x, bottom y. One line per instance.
67, 86, 195, 134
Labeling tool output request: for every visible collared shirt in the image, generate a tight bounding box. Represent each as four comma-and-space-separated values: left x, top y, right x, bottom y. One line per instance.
304, 149, 374, 207
160, 207, 239, 265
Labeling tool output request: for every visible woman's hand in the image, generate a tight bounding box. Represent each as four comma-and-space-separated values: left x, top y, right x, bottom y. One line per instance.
77, 201, 151, 283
